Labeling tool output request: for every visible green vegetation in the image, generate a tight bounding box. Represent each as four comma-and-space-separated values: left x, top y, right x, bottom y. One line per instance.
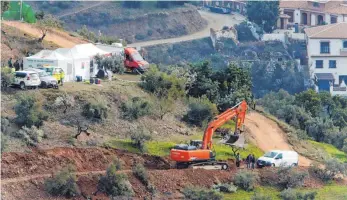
183, 187, 223, 200
14, 93, 48, 128
44, 166, 79, 198
140, 65, 186, 100
83, 98, 108, 120
120, 97, 152, 120
309, 159, 347, 183
1, 67, 14, 90
105, 138, 262, 161
97, 163, 134, 197
214, 142, 264, 161
183, 96, 218, 127
259, 90, 347, 153
309, 140, 347, 162
224, 185, 347, 200
132, 163, 149, 186
186, 62, 253, 111
246, 1, 279, 33
94, 53, 125, 74
280, 188, 317, 200
212, 183, 238, 193
234, 170, 258, 191
130, 126, 152, 152
14, 126, 45, 147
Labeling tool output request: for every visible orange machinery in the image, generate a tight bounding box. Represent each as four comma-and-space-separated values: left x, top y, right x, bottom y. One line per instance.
170, 100, 248, 169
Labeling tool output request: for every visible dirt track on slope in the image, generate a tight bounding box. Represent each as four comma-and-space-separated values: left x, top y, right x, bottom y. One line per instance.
245, 112, 312, 167
126, 10, 245, 48
1, 21, 87, 48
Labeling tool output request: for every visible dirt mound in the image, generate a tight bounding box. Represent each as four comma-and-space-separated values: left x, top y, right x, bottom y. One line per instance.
245, 112, 312, 166
1, 147, 170, 179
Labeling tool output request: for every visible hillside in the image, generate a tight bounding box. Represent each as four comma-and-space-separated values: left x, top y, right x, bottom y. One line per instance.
28, 1, 207, 43
2, 77, 346, 199
1, 24, 60, 64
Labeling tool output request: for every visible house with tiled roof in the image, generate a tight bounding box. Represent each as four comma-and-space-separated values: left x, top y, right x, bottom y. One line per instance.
278, 0, 347, 29
305, 22, 347, 96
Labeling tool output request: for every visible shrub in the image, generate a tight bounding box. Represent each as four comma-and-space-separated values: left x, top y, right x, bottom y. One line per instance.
135, 34, 146, 40
130, 127, 152, 152
183, 96, 218, 127
212, 183, 237, 193
53, 93, 75, 114
44, 166, 79, 198
309, 159, 347, 183
114, 158, 125, 171
234, 170, 258, 191
182, 187, 223, 200
140, 66, 186, 99
120, 97, 151, 120
276, 167, 308, 189
83, 98, 108, 120
280, 188, 317, 200
1, 66, 14, 90
1, 133, 7, 153
132, 163, 149, 186
14, 93, 48, 127
251, 192, 272, 200
14, 126, 45, 146
1, 117, 10, 134
97, 163, 134, 197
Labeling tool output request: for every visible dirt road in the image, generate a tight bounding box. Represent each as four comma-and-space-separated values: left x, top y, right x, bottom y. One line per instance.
128, 10, 245, 48
2, 10, 244, 49
57, 2, 107, 18
245, 112, 312, 167
1, 21, 87, 48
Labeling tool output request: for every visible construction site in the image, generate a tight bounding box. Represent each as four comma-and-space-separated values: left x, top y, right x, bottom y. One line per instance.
1, 1, 347, 200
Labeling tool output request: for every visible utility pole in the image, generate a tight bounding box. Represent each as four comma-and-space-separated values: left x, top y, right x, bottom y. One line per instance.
19, 0, 23, 21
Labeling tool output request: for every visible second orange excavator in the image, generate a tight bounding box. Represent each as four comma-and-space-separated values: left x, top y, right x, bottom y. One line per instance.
170, 100, 248, 169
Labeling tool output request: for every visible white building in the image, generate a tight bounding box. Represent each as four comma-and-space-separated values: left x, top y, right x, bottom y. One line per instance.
305, 22, 347, 96
279, 0, 347, 30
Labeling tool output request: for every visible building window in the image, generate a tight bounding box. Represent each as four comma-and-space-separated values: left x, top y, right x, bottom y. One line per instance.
313, 2, 320, 7
316, 60, 323, 68
343, 41, 347, 49
329, 60, 336, 68
320, 42, 330, 53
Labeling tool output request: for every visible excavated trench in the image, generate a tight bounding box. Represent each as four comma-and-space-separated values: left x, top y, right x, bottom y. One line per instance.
1, 147, 170, 179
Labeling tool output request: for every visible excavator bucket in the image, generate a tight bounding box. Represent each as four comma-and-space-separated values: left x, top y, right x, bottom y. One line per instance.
219, 134, 245, 148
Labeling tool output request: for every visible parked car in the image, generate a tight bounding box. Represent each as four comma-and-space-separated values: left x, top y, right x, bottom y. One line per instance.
257, 150, 298, 168
12, 71, 41, 90
27, 68, 58, 88
38, 66, 64, 84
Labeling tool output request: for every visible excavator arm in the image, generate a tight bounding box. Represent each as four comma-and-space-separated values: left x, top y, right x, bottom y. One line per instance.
170, 100, 248, 169
202, 100, 248, 150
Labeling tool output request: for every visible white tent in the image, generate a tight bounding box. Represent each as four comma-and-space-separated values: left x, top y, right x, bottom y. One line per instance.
23, 50, 74, 82
68, 43, 110, 80
23, 43, 111, 82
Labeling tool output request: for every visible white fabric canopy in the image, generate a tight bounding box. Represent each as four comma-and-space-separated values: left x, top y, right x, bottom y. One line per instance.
23, 43, 112, 82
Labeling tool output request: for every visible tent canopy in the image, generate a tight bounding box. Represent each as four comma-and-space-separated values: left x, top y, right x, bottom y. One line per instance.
69, 43, 110, 59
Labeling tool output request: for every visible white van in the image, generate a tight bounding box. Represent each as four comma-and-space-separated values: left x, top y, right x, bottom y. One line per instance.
256, 150, 298, 168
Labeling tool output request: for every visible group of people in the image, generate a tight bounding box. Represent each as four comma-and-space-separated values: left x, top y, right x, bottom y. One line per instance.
8, 57, 23, 71
235, 153, 257, 169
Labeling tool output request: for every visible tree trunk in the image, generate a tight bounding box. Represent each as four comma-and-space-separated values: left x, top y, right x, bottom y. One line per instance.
38, 33, 46, 43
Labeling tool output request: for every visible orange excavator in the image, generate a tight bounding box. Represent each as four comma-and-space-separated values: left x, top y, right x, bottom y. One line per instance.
170, 100, 248, 170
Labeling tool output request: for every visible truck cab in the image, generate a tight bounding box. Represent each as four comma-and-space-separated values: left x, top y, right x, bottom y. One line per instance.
124, 47, 149, 73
